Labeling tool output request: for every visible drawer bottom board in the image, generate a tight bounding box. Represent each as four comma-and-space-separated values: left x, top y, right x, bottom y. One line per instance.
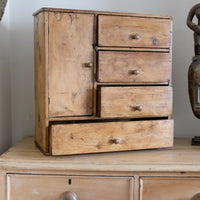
50, 120, 173, 155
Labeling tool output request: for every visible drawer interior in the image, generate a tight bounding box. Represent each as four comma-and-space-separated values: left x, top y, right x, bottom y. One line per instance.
7, 174, 133, 200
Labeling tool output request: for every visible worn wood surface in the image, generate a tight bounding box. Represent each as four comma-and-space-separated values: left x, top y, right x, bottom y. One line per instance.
48, 12, 94, 117
7, 174, 132, 200
50, 120, 173, 155
140, 177, 200, 200
33, 8, 172, 19
98, 15, 172, 48
34, 12, 49, 153
98, 51, 171, 83
99, 86, 172, 118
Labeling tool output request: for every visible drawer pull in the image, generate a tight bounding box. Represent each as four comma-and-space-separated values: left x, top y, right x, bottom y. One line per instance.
192, 193, 200, 200
62, 191, 77, 200
113, 138, 120, 144
135, 105, 143, 111
131, 33, 140, 40
85, 62, 93, 68
131, 69, 140, 75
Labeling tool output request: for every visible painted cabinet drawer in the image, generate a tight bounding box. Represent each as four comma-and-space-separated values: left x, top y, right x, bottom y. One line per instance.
98, 51, 171, 83
50, 120, 173, 155
98, 15, 171, 48
99, 86, 172, 118
140, 177, 200, 200
7, 174, 133, 200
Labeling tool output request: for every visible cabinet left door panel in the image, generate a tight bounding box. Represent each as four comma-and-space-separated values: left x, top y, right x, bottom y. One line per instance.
48, 12, 94, 117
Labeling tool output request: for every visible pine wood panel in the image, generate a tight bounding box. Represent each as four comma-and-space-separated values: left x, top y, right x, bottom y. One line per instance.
98, 15, 171, 48
50, 120, 173, 155
33, 8, 172, 19
7, 174, 133, 200
98, 51, 171, 83
99, 86, 172, 118
34, 12, 49, 152
140, 177, 200, 200
48, 12, 94, 117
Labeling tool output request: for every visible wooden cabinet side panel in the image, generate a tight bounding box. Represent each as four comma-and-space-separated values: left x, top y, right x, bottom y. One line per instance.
0, 171, 6, 200
34, 12, 49, 152
48, 12, 94, 117
140, 177, 200, 200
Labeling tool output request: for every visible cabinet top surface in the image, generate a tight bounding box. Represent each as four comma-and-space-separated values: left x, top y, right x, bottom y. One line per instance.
0, 137, 200, 172
33, 7, 172, 19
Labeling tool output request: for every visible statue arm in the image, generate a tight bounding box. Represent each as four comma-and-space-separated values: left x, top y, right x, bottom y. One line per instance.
187, 3, 200, 34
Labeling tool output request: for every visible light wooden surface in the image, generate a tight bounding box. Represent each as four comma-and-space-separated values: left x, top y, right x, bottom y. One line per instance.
1, 137, 200, 172
8, 174, 133, 200
33, 7, 172, 19
50, 120, 173, 155
48, 12, 94, 117
98, 51, 171, 83
98, 15, 171, 48
34, 11, 49, 153
140, 177, 200, 200
99, 86, 172, 118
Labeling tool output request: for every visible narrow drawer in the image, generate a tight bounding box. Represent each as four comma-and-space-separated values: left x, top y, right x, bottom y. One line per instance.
98, 51, 171, 83
7, 174, 133, 200
140, 177, 200, 200
99, 86, 172, 118
50, 120, 173, 155
98, 15, 172, 48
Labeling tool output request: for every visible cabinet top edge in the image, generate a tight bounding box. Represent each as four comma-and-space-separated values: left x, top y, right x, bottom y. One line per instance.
33, 7, 172, 19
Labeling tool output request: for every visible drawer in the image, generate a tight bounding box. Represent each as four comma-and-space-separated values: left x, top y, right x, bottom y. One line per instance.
140, 177, 200, 200
99, 86, 172, 118
7, 174, 133, 200
98, 51, 171, 83
50, 120, 173, 155
98, 15, 172, 48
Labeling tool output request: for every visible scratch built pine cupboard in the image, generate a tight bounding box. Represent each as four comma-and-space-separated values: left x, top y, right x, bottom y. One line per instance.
34, 8, 173, 155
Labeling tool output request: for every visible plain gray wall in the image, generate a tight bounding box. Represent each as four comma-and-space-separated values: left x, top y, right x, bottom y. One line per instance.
1, 0, 200, 151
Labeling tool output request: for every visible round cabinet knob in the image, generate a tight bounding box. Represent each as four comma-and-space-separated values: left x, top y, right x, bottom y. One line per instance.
131, 69, 140, 75
192, 193, 200, 200
85, 62, 93, 68
113, 138, 119, 144
62, 191, 77, 200
131, 33, 140, 40
135, 105, 143, 111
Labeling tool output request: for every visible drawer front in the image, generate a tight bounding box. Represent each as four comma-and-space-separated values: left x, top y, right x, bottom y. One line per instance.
99, 86, 172, 118
98, 15, 171, 48
98, 51, 171, 83
140, 177, 200, 200
7, 174, 133, 200
50, 120, 173, 155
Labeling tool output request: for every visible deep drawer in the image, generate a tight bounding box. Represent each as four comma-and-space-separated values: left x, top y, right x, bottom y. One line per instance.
98, 15, 172, 48
7, 174, 133, 200
140, 177, 200, 200
98, 51, 171, 83
50, 120, 173, 155
99, 86, 172, 118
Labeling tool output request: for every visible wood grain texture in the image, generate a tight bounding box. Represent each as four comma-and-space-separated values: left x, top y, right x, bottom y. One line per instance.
98, 15, 172, 48
48, 12, 94, 117
34, 11, 49, 152
98, 51, 171, 83
33, 8, 172, 19
50, 120, 173, 155
7, 174, 132, 200
140, 177, 200, 200
99, 86, 172, 118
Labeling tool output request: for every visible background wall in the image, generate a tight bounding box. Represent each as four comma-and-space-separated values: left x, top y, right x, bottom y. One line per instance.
1, 0, 200, 150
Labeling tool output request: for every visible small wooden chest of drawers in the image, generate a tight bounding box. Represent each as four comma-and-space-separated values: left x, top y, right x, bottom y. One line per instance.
34, 8, 173, 155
